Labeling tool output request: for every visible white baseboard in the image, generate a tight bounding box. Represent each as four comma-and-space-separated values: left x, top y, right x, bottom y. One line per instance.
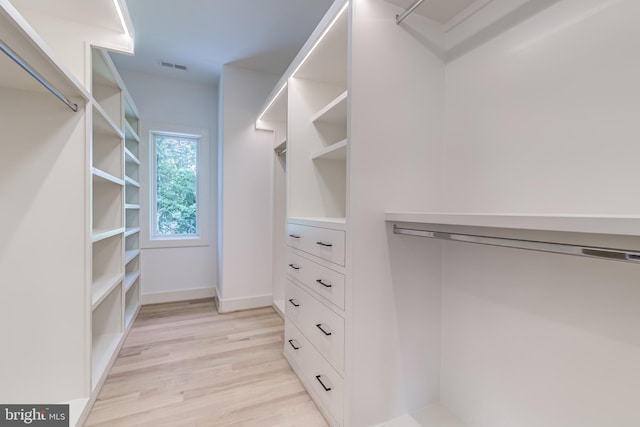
141, 287, 217, 305
215, 294, 273, 313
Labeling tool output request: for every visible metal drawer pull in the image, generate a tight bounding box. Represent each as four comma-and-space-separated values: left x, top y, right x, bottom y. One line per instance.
288, 339, 300, 350
316, 323, 332, 336
289, 234, 300, 239
316, 241, 333, 247
316, 279, 332, 288
288, 299, 300, 307
315, 375, 332, 391
288, 263, 300, 270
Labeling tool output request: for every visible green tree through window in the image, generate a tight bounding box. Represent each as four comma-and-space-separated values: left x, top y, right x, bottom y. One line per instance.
154, 133, 199, 236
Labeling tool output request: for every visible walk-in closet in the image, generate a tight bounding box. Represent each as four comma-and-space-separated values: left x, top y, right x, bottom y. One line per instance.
1, 0, 639, 426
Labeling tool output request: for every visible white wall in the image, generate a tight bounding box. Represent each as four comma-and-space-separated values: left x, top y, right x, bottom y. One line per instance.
118, 69, 218, 303
217, 64, 279, 312
436, 1, 640, 425
442, 0, 640, 214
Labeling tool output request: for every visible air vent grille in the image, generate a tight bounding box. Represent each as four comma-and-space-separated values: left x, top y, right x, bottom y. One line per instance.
160, 61, 188, 71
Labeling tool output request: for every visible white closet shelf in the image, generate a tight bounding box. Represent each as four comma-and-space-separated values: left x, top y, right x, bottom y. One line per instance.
311, 139, 347, 161
385, 212, 640, 237
92, 227, 125, 243
124, 121, 140, 143
125, 249, 140, 264
124, 271, 140, 292
125, 176, 141, 188
124, 147, 140, 165
91, 331, 122, 391
375, 404, 466, 427
288, 216, 347, 230
311, 90, 348, 125
92, 167, 125, 186
0, 2, 90, 101
125, 204, 140, 210
92, 102, 124, 138
124, 301, 139, 330
91, 274, 123, 310
124, 227, 140, 237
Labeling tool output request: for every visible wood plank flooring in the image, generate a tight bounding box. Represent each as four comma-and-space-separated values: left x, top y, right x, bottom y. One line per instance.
85, 299, 328, 427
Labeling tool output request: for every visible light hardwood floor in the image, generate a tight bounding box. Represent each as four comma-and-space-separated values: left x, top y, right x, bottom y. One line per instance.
85, 299, 328, 427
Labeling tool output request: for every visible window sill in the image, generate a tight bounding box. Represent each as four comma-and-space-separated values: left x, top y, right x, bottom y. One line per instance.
142, 235, 210, 249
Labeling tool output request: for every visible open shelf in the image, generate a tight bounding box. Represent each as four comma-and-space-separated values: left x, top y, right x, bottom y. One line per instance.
124, 121, 140, 142
91, 48, 122, 128
124, 147, 140, 165
124, 92, 140, 135
92, 107, 124, 179
91, 273, 123, 310
0, 1, 90, 101
125, 280, 140, 329
125, 176, 140, 188
125, 249, 140, 264
311, 90, 348, 125
311, 139, 347, 161
91, 284, 123, 391
92, 167, 125, 186
124, 227, 140, 237
93, 177, 124, 233
384, 212, 640, 237
124, 270, 140, 292
92, 227, 125, 243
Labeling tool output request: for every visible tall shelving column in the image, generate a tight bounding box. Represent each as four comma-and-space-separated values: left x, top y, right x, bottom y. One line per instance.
257, 85, 288, 316
275, 3, 350, 426
123, 93, 141, 329
89, 47, 126, 393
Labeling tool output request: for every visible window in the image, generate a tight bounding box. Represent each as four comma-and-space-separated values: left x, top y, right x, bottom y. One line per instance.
143, 125, 211, 248
153, 132, 199, 237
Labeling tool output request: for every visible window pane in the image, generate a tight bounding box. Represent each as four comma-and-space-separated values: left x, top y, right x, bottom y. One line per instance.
155, 134, 198, 236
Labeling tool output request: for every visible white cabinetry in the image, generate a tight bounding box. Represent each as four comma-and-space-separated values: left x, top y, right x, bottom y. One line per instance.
0, 2, 139, 425
260, 0, 640, 426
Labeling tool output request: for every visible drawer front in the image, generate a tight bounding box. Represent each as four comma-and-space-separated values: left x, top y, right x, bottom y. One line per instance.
286, 251, 345, 310
285, 280, 344, 372
284, 321, 344, 426
287, 223, 345, 266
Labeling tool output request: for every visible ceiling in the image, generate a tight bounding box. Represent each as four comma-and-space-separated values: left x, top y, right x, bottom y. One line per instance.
111, 0, 335, 86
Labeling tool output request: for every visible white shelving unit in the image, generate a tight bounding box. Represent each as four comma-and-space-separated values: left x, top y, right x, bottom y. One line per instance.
1, 1, 137, 425
258, 3, 349, 426
288, 3, 348, 222
260, 1, 640, 427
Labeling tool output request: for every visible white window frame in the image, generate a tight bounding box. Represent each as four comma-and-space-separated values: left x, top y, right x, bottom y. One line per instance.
140, 122, 211, 249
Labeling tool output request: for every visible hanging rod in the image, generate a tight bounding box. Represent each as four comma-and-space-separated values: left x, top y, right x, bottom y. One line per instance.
392, 225, 640, 264
396, 0, 425, 24
0, 40, 78, 112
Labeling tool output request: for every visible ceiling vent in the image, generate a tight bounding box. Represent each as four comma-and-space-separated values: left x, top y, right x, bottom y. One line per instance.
160, 61, 188, 71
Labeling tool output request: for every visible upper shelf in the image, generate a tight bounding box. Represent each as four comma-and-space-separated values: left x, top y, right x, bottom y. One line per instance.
385, 212, 640, 237
311, 91, 348, 125
0, 1, 89, 103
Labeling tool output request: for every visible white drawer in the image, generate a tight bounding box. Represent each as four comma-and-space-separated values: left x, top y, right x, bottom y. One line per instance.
285, 280, 344, 372
284, 321, 344, 427
286, 250, 345, 310
287, 222, 345, 266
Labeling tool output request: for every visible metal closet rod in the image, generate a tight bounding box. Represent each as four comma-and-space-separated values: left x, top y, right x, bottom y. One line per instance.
396, 0, 425, 24
392, 225, 640, 264
0, 40, 78, 112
